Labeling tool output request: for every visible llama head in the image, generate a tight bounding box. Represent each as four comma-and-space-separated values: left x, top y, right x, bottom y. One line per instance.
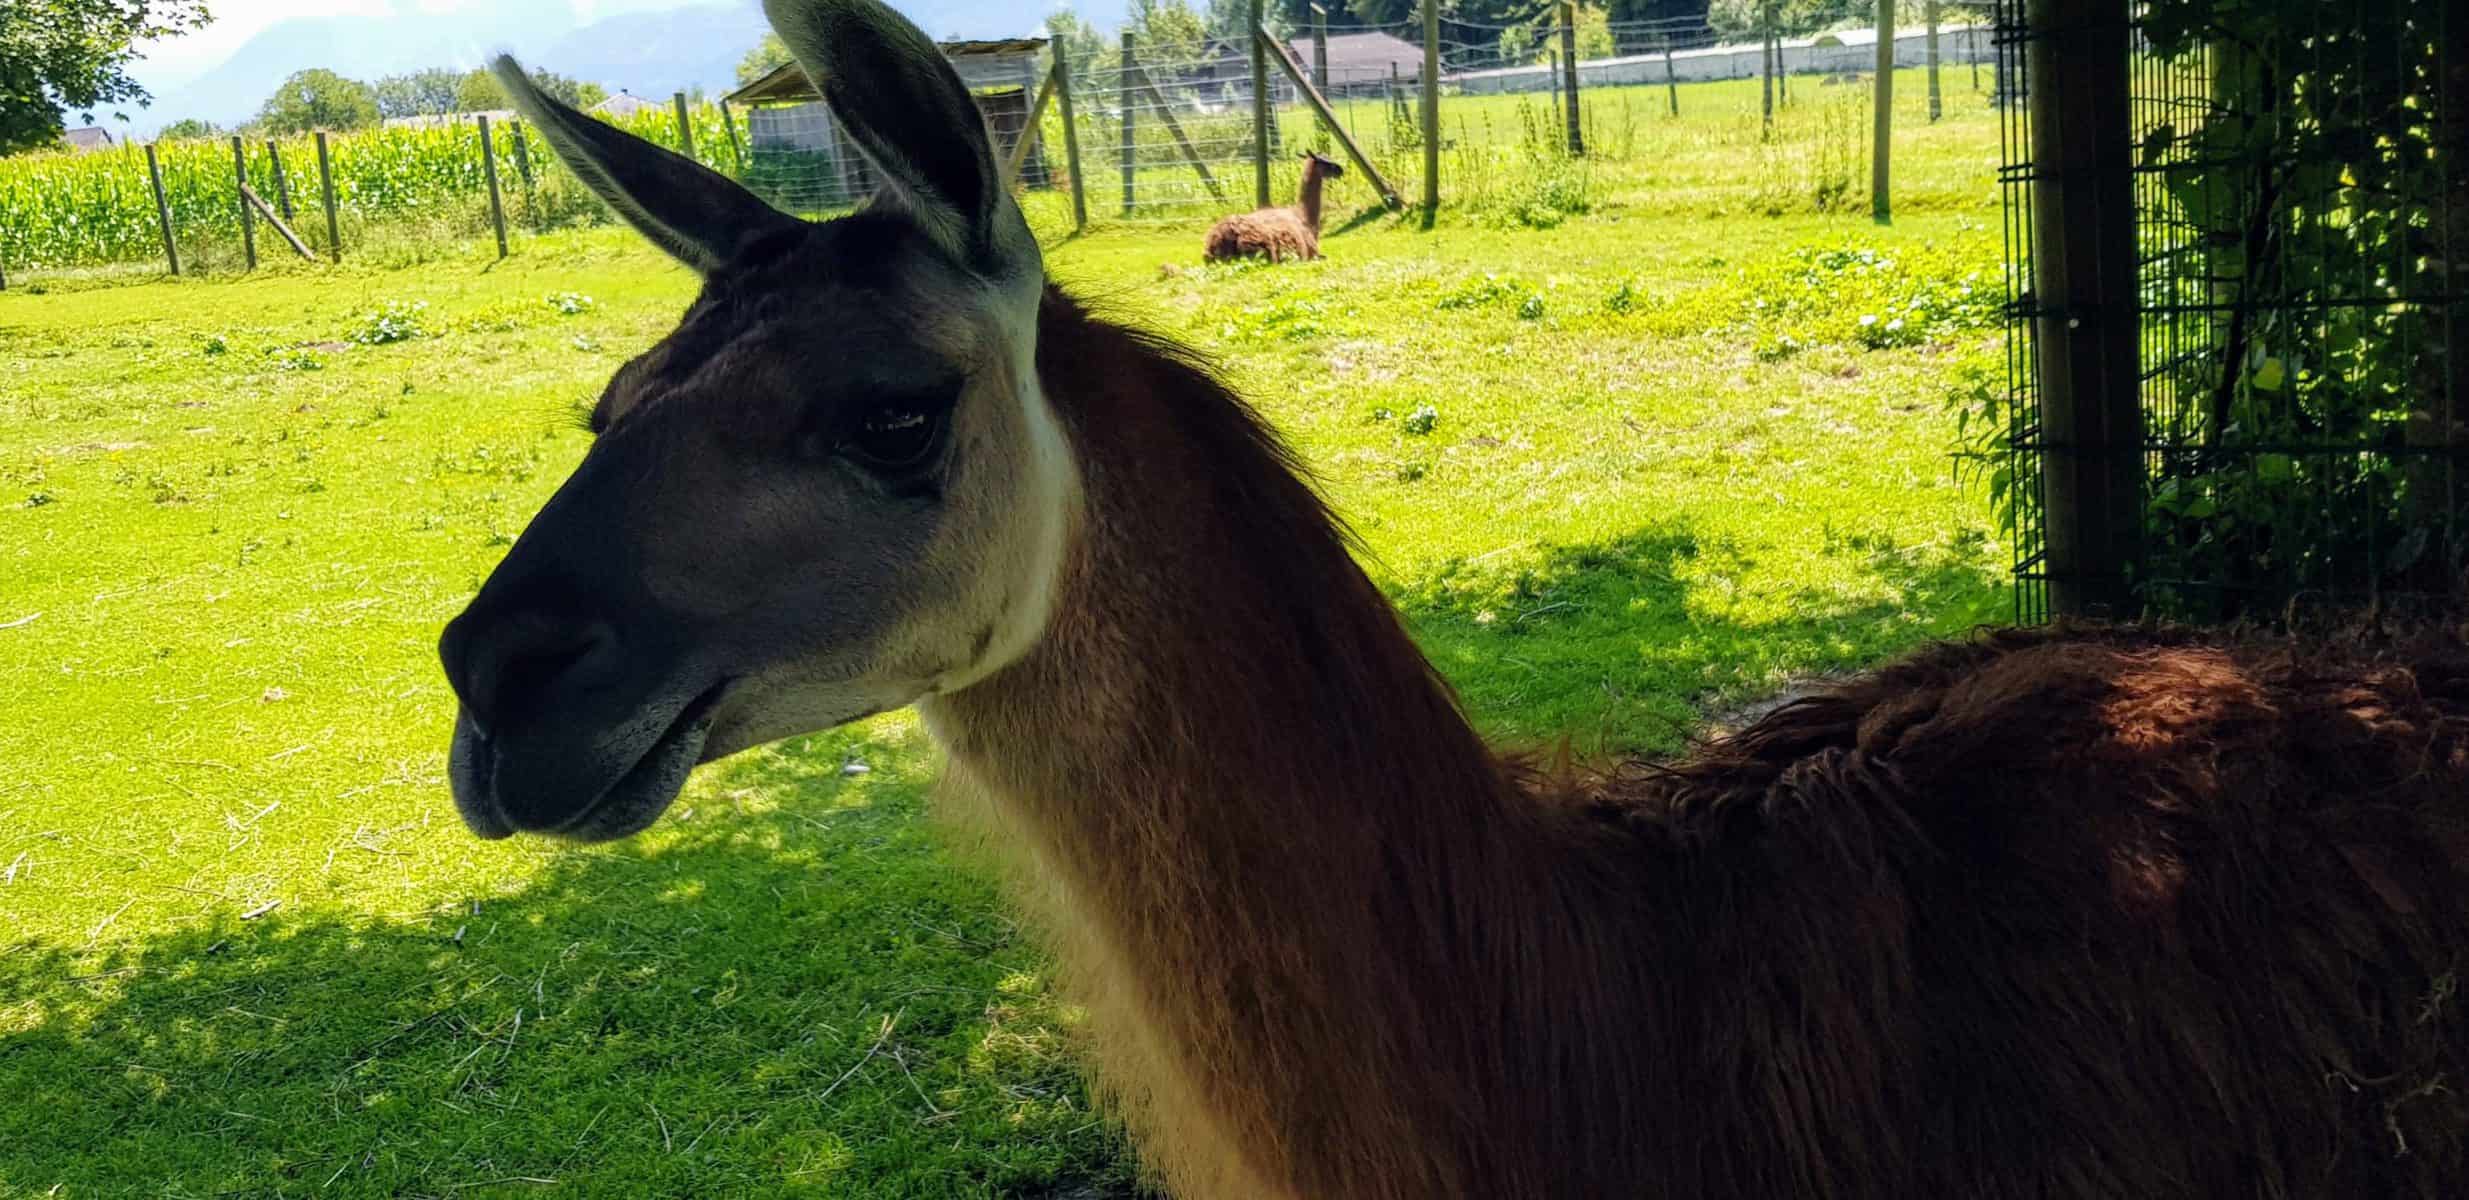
437, 0, 1078, 843
1300, 150, 1345, 179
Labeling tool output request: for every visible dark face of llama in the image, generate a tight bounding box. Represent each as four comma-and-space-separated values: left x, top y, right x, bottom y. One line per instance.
1302, 150, 1345, 179
436, 0, 1075, 843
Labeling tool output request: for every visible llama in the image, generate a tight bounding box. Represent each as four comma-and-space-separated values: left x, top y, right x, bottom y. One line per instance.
1203, 150, 1344, 263
442, 3, 2469, 1196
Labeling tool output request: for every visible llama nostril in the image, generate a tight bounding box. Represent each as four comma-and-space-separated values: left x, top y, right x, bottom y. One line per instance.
444, 615, 619, 734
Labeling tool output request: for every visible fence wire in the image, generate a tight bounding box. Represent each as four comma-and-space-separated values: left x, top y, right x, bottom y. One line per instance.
5, 12, 2004, 275
1996, 0, 2469, 624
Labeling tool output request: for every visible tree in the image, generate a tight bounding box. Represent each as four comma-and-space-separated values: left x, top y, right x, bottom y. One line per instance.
0, 0, 212, 156
1043, 9, 1107, 78
156, 116, 218, 139
737, 32, 792, 84
1616, 0, 1717, 21
1202, 0, 1278, 42
373, 67, 459, 119
1271, 0, 1357, 28
257, 68, 380, 133
1706, 0, 1852, 37
1128, 0, 1210, 51
455, 66, 605, 113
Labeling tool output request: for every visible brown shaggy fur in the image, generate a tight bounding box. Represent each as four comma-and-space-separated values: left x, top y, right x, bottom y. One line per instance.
1201, 152, 1342, 264
924, 287, 2469, 1200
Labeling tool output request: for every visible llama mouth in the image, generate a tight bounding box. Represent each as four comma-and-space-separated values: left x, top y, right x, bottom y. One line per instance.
450, 679, 733, 844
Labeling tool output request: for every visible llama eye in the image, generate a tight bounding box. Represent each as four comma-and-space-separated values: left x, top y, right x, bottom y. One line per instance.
840, 403, 946, 472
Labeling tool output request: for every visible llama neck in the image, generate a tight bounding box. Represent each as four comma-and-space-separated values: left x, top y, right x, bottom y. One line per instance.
922, 294, 1596, 1195
1297, 166, 1327, 232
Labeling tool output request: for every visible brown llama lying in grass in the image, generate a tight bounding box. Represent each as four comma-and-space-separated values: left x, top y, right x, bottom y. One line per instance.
1203, 150, 1343, 263
445, 3, 2469, 1196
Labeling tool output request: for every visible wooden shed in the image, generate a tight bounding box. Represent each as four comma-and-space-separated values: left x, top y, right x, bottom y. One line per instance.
723, 37, 1050, 206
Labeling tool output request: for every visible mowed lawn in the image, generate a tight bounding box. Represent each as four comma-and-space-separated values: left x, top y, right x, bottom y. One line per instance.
2, 78, 2009, 1198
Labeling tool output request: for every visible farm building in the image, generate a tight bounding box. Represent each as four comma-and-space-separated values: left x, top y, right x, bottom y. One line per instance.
1288, 29, 1425, 95
1137, 28, 1423, 110
724, 38, 1051, 212
61, 126, 113, 152
1138, 38, 1261, 109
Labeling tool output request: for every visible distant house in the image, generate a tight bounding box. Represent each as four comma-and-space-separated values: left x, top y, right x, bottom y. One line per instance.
1145, 37, 1304, 110
1146, 29, 1421, 108
1286, 29, 1425, 94
592, 90, 659, 119
63, 126, 113, 152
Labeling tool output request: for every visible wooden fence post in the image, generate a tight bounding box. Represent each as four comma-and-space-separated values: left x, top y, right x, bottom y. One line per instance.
2028, 0, 2140, 617
1312, 4, 1329, 90
1777, 23, 1790, 104
265, 139, 294, 220
1311, 2, 1331, 153
1052, 42, 1088, 230
1420, 0, 1440, 216
1000, 65, 1060, 187
230, 136, 257, 270
1926, 0, 1943, 122
1250, 0, 1271, 207
314, 131, 340, 263
1120, 31, 1139, 216
1664, 35, 1680, 116
1559, 2, 1583, 155
1761, 3, 1776, 134
480, 115, 508, 259
1131, 62, 1227, 200
1872, 0, 1895, 224
238, 185, 317, 260
672, 92, 696, 160
1017, 53, 1046, 187
1259, 24, 1401, 208
508, 121, 533, 189
146, 142, 182, 276
1391, 61, 1406, 137
718, 101, 745, 169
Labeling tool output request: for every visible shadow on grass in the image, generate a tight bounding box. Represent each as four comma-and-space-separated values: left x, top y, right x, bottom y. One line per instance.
0, 725, 1148, 1200
0, 521, 1997, 1198
1395, 521, 2007, 755
1328, 204, 1398, 239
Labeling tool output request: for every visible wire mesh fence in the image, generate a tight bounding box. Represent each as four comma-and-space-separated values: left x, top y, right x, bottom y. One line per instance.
3, 11, 2007, 282
1994, 0, 2469, 625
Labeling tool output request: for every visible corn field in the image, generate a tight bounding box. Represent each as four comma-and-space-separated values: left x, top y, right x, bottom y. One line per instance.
0, 107, 740, 274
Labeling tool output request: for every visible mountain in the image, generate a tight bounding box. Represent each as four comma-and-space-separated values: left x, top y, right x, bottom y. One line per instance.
141, 4, 590, 133
529, 4, 776, 103
135, 1, 1130, 135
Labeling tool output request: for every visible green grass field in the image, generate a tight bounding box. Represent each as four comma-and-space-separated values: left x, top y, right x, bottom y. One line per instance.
1, 70, 2009, 1198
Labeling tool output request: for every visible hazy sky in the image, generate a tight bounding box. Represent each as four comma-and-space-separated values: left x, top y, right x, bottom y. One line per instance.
132, 0, 739, 90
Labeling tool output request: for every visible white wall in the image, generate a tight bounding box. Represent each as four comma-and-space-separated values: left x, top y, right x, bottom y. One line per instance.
1454, 24, 1996, 96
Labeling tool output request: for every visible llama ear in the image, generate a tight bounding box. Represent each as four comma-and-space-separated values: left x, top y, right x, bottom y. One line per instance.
488, 55, 797, 274
761, 0, 1038, 282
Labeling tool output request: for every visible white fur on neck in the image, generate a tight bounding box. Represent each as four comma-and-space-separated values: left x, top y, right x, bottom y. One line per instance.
927, 291, 1079, 698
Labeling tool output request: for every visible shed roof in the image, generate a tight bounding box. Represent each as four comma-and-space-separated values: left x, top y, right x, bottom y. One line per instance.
63, 126, 113, 150
725, 37, 1049, 106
